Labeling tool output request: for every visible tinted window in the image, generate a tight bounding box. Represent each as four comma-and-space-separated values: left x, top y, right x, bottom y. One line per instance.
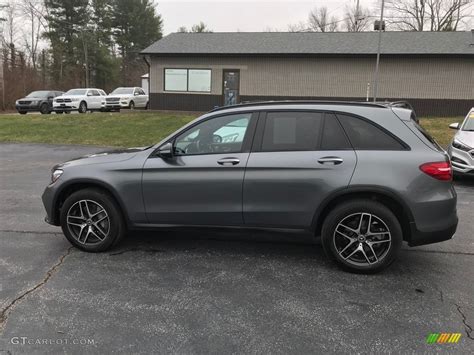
337, 114, 405, 150
262, 112, 323, 151
321, 114, 351, 150
174, 113, 251, 155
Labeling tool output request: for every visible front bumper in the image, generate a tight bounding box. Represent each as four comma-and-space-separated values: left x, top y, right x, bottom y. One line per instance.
105, 101, 129, 109
16, 104, 41, 112
42, 182, 61, 226
448, 145, 474, 175
53, 103, 80, 111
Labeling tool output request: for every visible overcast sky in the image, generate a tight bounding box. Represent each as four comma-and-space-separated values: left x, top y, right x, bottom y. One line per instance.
158, 0, 377, 34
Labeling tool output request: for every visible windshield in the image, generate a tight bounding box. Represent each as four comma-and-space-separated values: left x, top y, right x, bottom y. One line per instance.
111, 88, 134, 95
26, 91, 49, 98
462, 112, 474, 131
66, 89, 87, 96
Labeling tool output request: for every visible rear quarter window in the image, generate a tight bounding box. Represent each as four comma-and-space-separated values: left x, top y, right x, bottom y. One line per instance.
337, 114, 407, 150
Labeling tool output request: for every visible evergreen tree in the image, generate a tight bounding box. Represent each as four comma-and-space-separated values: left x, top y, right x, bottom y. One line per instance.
44, 0, 90, 87
111, 0, 163, 84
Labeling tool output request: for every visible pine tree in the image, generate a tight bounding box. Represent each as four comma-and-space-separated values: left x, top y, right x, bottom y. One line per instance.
44, 0, 90, 87
111, 0, 163, 84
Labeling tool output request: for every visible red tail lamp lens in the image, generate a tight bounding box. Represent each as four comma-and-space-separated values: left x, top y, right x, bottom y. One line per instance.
419, 161, 452, 181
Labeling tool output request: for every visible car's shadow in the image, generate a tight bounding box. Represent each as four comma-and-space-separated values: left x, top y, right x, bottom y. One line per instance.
103, 228, 434, 277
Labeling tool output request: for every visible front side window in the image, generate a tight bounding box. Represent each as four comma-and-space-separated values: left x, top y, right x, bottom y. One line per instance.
164, 69, 211, 92
262, 112, 323, 151
174, 113, 251, 155
337, 114, 406, 150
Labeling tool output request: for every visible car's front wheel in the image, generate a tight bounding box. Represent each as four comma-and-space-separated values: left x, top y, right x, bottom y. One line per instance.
18, 111, 27, 115
60, 188, 126, 252
129, 101, 135, 110
40, 103, 50, 114
78, 101, 87, 114
321, 200, 402, 273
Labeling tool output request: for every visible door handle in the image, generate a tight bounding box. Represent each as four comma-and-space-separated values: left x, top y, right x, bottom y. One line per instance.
217, 158, 240, 166
317, 156, 343, 165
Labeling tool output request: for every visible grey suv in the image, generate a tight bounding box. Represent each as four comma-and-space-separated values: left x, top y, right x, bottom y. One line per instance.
42, 102, 458, 273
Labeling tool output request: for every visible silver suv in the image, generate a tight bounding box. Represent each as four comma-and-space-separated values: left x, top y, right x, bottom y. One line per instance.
42, 102, 458, 273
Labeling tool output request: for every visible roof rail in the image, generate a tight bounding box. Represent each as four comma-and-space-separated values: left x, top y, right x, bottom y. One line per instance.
209, 100, 389, 113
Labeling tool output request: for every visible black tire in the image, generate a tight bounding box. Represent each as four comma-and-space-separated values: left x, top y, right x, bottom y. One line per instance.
60, 188, 126, 252
145, 102, 149, 110
129, 101, 135, 110
18, 111, 27, 115
56, 111, 63, 114
78, 101, 87, 114
321, 199, 402, 274
40, 103, 50, 114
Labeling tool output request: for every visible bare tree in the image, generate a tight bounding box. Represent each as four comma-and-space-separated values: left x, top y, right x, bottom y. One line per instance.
344, 3, 372, 32
288, 21, 308, 32
308, 6, 339, 32
386, 0, 473, 31
20, 0, 45, 69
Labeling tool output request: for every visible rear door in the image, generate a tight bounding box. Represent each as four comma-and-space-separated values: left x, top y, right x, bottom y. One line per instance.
243, 111, 357, 228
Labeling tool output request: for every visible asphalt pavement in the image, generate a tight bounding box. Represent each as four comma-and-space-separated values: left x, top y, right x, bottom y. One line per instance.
0, 143, 473, 354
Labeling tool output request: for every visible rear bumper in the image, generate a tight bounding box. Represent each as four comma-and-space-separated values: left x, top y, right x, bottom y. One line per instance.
408, 217, 458, 246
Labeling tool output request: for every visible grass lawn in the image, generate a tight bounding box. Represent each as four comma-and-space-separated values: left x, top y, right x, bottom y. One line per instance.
0, 111, 196, 147
419, 116, 463, 148
0, 111, 464, 148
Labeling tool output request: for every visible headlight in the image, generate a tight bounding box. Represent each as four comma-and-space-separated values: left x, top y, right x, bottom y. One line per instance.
71, 97, 80, 102
120, 97, 128, 101
51, 169, 63, 183
452, 139, 472, 152
31, 100, 39, 105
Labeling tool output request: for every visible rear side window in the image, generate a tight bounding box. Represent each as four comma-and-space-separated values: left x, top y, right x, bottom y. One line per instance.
337, 114, 406, 150
262, 112, 323, 151
321, 114, 351, 150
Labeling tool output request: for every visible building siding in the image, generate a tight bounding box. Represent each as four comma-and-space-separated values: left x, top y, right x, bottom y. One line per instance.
149, 55, 473, 115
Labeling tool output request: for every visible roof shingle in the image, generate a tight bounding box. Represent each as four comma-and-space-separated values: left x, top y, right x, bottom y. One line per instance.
141, 31, 474, 56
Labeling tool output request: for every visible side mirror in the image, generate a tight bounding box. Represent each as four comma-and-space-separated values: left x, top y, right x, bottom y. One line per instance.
449, 123, 460, 130
134, 92, 139, 96
157, 142, 173, 158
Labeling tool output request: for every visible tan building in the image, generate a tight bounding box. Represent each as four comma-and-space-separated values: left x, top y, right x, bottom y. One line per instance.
141, 31, 474, 116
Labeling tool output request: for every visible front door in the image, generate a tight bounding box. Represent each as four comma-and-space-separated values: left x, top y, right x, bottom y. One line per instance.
142, 112, 257, 226
223, 70, 240, 106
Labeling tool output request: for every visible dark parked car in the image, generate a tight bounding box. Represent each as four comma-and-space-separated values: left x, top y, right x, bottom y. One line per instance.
42, 101, 458, 273
16, 90, 64, 114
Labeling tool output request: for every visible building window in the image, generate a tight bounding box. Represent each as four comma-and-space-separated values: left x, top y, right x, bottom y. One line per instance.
164, 69, 211, 92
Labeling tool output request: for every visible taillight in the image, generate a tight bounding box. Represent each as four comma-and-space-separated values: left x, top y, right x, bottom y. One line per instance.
419, 161, 452, 181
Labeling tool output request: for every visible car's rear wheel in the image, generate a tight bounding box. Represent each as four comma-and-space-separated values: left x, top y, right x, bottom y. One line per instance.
18, 111, 27, 115
321, 200, 402, 273
60, 188, 126, 252
78, 101, 87, 114
145, 102, 149, 110
40, 103, 50, 114
56, 111, 63, 114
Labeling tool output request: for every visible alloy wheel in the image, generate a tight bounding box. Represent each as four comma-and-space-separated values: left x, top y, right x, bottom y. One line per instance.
66, 199, 110, 245
333, 212, 391, 266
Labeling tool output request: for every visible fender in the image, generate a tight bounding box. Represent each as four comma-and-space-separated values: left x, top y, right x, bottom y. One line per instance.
53, 178, 132, 227
310, 185, 415, 232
